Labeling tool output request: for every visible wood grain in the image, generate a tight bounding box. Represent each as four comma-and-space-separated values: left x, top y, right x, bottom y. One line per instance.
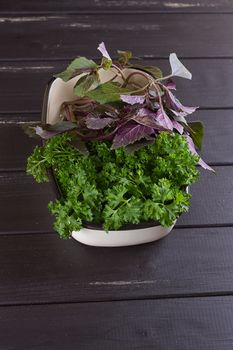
1, 0, 233, 13
177, 166, 233, 227
1, 297, 233, 349
190, 110, 233, 165
0, 112, 40, 122
1, 14, 233, 60
0, 172, 55, 233
1, 59, 233, 113
1, 227, 233, 305
0, 124, 40, 170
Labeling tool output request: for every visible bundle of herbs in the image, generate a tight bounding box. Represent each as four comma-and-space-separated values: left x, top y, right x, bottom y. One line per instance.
25, 43, 214, 238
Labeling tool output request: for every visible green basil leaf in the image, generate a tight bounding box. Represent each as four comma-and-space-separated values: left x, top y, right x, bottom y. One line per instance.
101, 57, 112, 70
74, 73, 99, 97
130, 64, 163, 79
117, 50, 132, 64
187, 121, 204, 150
86, 82, 132, 104
54, 57, 98, 82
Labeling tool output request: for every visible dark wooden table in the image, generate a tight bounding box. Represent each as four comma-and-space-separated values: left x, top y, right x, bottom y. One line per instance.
1, 1, 233, 349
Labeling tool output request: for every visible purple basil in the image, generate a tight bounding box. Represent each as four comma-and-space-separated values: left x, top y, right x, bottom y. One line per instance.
137, 107, 156, 118
34, 122, 77, 139
133, 115, 167, 130
86, 117, 114, 130
185, 134, 214, 172
35, 126, 58, 139
172, 120, 184, 134
155, 108, 173, 131
133, 108, 167, 130
120, 94, 145, 105
111, 122, 154, 149
165, 79, 176, 90
166, 90, 198, 116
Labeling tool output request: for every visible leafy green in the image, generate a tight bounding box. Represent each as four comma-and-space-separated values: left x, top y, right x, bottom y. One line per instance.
27, 132, 199, 238
27, 145, 49, 183
86, 82, 133, 104
187, 121, 204, 150
25, 42, 212, 239
130, 64, 163, 79
101, 57, 112, 70
74, 73, 99, 97
55, 57, 98, 82
117, 50, 132, 65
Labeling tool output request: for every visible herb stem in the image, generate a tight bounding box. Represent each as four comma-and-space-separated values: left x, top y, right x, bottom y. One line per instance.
153, 83, 164, 111
122, 71, 152, 88
111, 64, 126, 82
126, 83, 150, 95
30, 158, 47, 170
155, 74, 173, 82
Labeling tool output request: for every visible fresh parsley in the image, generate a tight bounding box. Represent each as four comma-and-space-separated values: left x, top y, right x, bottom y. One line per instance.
27, 132, 199, 238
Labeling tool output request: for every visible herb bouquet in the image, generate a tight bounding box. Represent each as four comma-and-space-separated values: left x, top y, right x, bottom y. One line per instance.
25, 43, 213, 246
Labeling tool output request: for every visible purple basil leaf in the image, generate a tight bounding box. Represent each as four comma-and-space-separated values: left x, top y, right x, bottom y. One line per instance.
133, 115, 167, 130
34, 126, 58, 139
22, 124, 42, 139
48, 121, 77, 132
172, 120, 184, 134
137, 108, 157, 118
120, 94, 145, 105
167, 90, 198, 115
34, 122, 77, 140
94, 104, 119, 118
111, 122, 154, 149
185, 134, 215, 172
170, 109, 188, 119
155, 108, 173, 131
97, 42, 111, 60
165, 79, 176, 90
137, 107, 172, 131
86, 117, 114, 130
170, 110, 188, 127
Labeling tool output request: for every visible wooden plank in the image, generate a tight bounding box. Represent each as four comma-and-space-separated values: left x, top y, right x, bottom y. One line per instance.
178, 166, 233, 227
0, 124, 40, 170
0, 112, 40, 122
0, 62, 62, 114
1, 0, 233, 13
1, 297, 233, 349
0, 14, 233, 59
1, 227, 233, 304
0, 172, 55, 233
190, 110, 233, 165
1, 59, 233, 113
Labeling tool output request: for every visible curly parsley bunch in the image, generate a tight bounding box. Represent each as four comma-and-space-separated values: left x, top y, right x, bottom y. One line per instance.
27, 132, 199, 238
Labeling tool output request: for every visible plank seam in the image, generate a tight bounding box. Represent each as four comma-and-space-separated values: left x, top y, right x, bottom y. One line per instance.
1, 291, 233, 308
1, 57, 233, 63
1, 223, 233, 236
1, 11, 233, 15
0, 107, 232, 119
